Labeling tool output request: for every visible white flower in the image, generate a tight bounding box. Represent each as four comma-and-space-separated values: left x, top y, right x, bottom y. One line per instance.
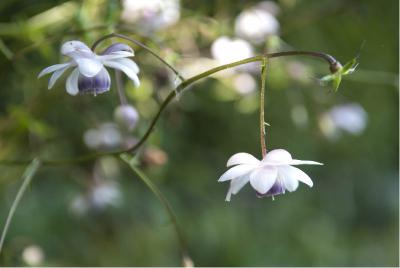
235, 1, 280, 44
319, 103, 368, 140
218, 149, 323, 201
211, 36, 254, 65
114, 104, 139, 131
38, 41, 140, 96
121, 0, 180, 32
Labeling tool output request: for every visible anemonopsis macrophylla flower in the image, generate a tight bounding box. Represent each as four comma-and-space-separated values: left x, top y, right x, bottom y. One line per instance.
218, 149, 323, 201
114, 104, 139, 131
38, 41, 140, 96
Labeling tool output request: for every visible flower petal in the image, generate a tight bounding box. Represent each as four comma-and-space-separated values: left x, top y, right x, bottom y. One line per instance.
249, 166, 278, 194
66, 68, 79, 95
227, 152, 260, 167
61, 40, 92, 56
279, 165, 314, 187
99, 51, 134, 61
218, 164, 255, 182
225, 175, 250, 201
38, 63, 71, 78
289, 159, 323, 166
75, 58, 103, 77
101, 43, 134, 57
103, 59, 140, 87
78, 67, 111, 95
278, 168, 299, 192
263, 149, 292, 163
48, 65, 70, 89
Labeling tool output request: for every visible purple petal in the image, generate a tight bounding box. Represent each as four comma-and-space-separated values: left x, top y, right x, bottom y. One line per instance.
101, 43, 133, 55
256, 180, 285, 198
78, 68, 110, 95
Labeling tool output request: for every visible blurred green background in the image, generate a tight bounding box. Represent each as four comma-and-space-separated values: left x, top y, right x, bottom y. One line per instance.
0, 0, 398, 266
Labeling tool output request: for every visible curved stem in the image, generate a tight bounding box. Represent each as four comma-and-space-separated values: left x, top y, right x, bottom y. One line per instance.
91, 33, 185, 81
260, 58, 268, 158
120, 154, 191, 265
0, 50, 340, 165
0, 159, 41, 255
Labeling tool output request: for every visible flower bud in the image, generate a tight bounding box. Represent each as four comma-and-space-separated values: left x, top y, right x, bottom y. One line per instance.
114, 105, 139, 131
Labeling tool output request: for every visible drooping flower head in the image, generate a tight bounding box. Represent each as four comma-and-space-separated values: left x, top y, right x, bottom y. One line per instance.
218, 149, 323, 201
38, 41, 140, 96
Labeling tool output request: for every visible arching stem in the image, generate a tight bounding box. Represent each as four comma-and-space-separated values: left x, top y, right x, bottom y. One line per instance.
1, 50, 341, 165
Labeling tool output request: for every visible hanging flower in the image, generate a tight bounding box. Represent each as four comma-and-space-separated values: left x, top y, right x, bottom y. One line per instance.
38, 41, 140, 96
218, 149, 323, 201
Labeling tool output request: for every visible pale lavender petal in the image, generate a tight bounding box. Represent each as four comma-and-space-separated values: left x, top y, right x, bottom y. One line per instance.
227, 152, 260, 167
38, 63, 71, 78
279, 165, 314, 187
249, 166, 278, 194
66, 68, 79, 95
48, 65, 70, 89
225, 175, 250, 201
103, 60, 140, 87
75, 58, 103, 77
218, 164, 255, 182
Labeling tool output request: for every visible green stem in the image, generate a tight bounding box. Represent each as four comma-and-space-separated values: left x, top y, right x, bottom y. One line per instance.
0, 159, 41, 256
1, 50, 340, 165
119, 154, 191, 265
260, 58, 268, 158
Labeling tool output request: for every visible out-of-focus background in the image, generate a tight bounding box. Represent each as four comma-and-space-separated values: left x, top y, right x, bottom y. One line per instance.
0, 0, 398, 266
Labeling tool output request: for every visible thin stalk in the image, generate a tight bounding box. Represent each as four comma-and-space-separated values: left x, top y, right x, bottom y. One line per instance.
0, 159, 41, 255
120, 154, 191, 266
260, 58, 268, 158
115, 70, 127, 105
0, 50, 341, 165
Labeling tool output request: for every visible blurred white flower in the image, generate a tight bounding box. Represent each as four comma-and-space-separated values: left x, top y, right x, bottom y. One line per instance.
90, 181, 122, 209
235, 1, 280, 44
319, 103, 368, 140
218, 149, 322, 201
83, 123, 123, 150
211, 36, 254, 65
121, 0, 180, 32
233, 73, 257, 95
22, 245, 44, 266
70, 181, 122, 216
38, 41, 140, 95
114, 105, 139, 131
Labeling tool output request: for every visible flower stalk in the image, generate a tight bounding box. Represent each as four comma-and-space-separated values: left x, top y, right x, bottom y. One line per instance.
259, 57, 268, 158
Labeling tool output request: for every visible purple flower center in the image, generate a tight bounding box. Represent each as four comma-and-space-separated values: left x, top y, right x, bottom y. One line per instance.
256, 181, 285, 198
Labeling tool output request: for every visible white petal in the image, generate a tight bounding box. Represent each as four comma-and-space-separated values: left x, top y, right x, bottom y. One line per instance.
103, 60, 140, 87
115, 58, 140, 74
279, 165, 314, 187
249, 166, 278, 194
98, 51, 134, 61
263, 149, 292, 163
38, 63, 71, 78
75, 58, 103, 77
227, 152, 260, 167
278, 169, 299, 192
289, 159, 323, 166
66, 68, 79, 95
48, 65, 70, 89
218, 164, 255, 182
225, 175, 250, 201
